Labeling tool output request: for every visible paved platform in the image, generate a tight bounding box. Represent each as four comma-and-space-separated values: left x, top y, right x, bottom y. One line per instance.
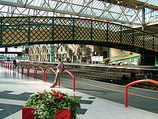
0, 66, 158, 119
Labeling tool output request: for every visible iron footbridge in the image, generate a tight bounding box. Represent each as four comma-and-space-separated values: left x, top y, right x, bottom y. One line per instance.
0, 16, 158, 55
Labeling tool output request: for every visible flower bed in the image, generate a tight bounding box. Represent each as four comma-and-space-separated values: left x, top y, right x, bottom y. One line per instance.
23, 90, 81, 119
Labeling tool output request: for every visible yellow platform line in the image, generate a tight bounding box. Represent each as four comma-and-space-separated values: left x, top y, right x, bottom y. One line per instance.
76, 81, 158, 101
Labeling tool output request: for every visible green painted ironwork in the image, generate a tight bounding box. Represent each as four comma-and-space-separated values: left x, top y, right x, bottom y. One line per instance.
0, 16, 158, 54
0, 18, 2, 46
111, 55, 141, 62
49, 44, 55, 62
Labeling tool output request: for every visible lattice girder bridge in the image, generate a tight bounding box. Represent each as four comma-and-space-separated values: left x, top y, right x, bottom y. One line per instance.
0, 16, 158, 55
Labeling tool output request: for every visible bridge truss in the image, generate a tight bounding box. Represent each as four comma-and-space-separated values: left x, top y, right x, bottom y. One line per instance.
0, 16, 158, 55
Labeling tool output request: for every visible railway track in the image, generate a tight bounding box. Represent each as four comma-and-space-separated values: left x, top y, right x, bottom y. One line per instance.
18, 62, 158, 91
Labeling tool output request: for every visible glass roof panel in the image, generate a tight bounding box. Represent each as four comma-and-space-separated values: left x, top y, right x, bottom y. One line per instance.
109, 5, 122, 13
57, 3, 68, 11
49, 1, 58, 8
71, 5, 82, 13
1, 0, 17, 2
91, 0, 105, 9
71, 0, 85, 6
29, 0, 44, 7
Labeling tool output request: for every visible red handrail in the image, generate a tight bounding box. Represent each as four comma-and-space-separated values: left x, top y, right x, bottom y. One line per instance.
34, 66, 44, 79
62, 70, 76, 92
1, 62, 76, 91
26, 65, 35, 77
21, 65, 28, 75
43, 69, 76, 91
124, 79, 158, 107
9, 63, 13, 70
17, 65, 23, 73
0, 62, 3, 67
43, 68, 56, 82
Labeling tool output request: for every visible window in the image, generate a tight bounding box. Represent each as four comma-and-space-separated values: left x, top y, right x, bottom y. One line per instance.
65, 46, 68, 51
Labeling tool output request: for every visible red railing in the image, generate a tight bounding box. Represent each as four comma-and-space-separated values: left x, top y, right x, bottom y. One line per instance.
21, 65, 28, 75
17, 65, 23, 73
0, 62, 13, 70
27, 66, 36, 77
0, 62, 76, 92
34, 66, 44, 79
9, 63, 13, 70
0, 62, 3, 67
124, 79, 158, 107
43, 68, 56, 82
43, 69, 76, 91
62, 70, 76, 92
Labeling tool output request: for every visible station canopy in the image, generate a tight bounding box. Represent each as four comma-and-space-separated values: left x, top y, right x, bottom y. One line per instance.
0, 0, 158, 35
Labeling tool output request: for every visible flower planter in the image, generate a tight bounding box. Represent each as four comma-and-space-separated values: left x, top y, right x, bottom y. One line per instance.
22, 107, 36, 119
22, 107, 72, 119
55, 109, 72, 119
23, 90, 80, 119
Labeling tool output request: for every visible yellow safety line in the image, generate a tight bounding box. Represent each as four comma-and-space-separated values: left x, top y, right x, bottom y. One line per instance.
128, 93, 158, 100
77, 81, 123, 93
76, 81, 158, 101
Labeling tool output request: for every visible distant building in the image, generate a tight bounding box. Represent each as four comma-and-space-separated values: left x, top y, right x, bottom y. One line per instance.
28, 44, 108, 63
28, 44, 140, 65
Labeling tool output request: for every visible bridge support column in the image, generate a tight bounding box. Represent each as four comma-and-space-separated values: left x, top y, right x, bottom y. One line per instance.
50, 45, 55, 62
155, 56, 158, 66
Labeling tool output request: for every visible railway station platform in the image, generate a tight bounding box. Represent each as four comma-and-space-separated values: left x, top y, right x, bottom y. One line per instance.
0, 66, 158, 119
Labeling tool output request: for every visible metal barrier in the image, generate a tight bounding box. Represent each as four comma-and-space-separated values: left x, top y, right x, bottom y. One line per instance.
43, 69, 76, 91
9, 63, 13, 70
43, 68, 56, 82
34, 66, 44, 79
17, 65, 23, 73
17, 65, 43, 79
21, 65, 28, 75
0, 62, 3, 67
3, 62, 13, 70
27, 66, 36, 77
124, 79, 158, 107
0, 62, 76, 91
62, 70, 76, 92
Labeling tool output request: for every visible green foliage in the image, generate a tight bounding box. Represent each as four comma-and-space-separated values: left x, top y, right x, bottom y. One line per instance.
24, 90, 81, 119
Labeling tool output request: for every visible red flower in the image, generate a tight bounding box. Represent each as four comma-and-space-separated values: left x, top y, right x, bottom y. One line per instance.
53, 93, 59, 96
56, 94, 64, 100
59, 94, 64, 99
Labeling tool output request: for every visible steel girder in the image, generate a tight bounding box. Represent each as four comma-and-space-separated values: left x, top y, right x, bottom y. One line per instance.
0, 0, 158, 26
0, 16, 158, 55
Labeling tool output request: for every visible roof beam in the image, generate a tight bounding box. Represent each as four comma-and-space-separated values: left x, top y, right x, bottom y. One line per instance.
99, 0, 158, 10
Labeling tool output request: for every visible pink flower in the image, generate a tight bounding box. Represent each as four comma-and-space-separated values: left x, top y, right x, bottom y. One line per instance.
49, 100, 53, 103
